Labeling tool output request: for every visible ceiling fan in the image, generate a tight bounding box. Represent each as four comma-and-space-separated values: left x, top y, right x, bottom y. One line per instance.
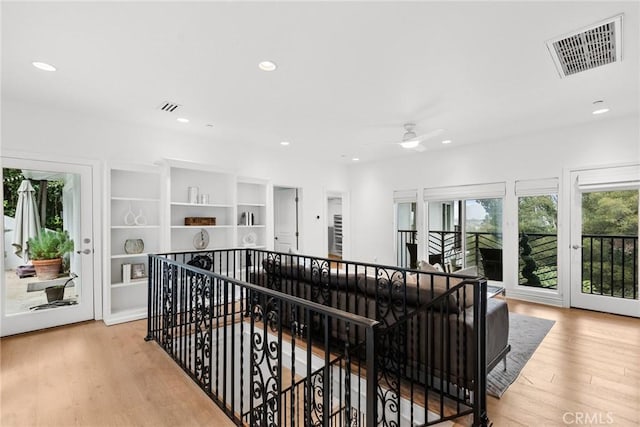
396, 123, 444, 152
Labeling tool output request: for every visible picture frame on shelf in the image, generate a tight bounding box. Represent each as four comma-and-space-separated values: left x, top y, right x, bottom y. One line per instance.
131, 263, 147, 279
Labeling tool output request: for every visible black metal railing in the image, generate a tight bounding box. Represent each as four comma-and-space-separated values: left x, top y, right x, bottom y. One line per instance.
397, 229, 418, 269
582, 234, 638, 299
147, 248, 492, 426
427, 230, 462, 269
146, 250, 380, 426
427, 231, 502, 279
428, 230, 555, 285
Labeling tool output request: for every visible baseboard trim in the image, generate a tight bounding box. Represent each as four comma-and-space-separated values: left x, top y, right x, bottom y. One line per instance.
103, 309, 147, 326
506, 289, 564, 307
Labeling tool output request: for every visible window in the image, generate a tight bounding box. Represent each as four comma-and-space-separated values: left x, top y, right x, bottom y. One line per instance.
394, 190, 418, 268
424, 182, 505, 280
515, 178, 559, 289
396, 201, 417, 267
518, 195, 558, 289
427, 200, 462, 269
465, 198, 503, 280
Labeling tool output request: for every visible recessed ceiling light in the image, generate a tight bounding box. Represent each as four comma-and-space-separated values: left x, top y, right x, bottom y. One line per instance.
32, 61, 56, 72
280, 141, 290, 146
592, 100, 610, 115
259, 61, 277, 72
352, 157, 360, 162
176, 118, 189, 123
442, 139, 452, 144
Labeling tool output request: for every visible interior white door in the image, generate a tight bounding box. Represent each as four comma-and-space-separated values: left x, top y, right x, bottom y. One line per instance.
1, 157, 95, 336
274, 187, 297, 253
569, 167, 640, 317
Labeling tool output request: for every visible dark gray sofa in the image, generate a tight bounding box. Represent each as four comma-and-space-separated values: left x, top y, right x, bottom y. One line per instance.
250, 256, 510, 387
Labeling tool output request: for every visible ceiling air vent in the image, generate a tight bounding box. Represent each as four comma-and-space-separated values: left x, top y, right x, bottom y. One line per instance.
546, 14, 623, 78
158, 101, 181, 113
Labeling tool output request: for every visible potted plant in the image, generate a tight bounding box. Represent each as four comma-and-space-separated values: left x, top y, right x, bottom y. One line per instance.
28, 229, 74, 284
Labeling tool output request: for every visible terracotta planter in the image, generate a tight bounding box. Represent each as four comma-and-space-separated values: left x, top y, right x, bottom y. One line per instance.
32, 258, 62, 280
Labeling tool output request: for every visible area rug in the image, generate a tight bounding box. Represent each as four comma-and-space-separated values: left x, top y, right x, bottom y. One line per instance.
487, 312, 555, 398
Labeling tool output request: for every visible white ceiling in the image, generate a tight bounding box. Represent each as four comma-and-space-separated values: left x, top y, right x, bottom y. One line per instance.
2, 1, 638, 164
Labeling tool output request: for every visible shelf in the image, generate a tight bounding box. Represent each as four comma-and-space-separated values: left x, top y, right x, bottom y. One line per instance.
111, 225, 160, 229
111, 253, 151, 259
112, 196, 160, 202
107, 164, 160, 327
171, 225, 234, 229
111, 280, 147, 289
171, 202, 233, 208
238, 225, 266, 229
171, 245, 230, 253
238, 202, 266, 207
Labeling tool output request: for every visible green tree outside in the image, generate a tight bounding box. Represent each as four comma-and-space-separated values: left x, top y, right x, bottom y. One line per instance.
581, 190, 638, 298
582, 190, 638, 235
518, 195, 558, 289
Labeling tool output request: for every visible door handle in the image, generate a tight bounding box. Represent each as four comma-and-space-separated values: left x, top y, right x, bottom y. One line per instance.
571, 244, 581, 250
77, 249, 92, 255
274, 237, 279, 240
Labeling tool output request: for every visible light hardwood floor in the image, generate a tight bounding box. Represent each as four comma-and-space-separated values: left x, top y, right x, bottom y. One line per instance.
1, 300, 638, 426
483, 300, 640, 427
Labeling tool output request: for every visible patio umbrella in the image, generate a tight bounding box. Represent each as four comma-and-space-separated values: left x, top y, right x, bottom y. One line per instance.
11, 180, 41, 261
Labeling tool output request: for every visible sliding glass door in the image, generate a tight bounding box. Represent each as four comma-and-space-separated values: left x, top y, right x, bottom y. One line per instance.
396, 201, 417, 268
427, 195, 503, 281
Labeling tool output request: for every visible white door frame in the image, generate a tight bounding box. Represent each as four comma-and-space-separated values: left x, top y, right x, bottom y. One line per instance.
568, 164, 640, 317
1, 151, 102, 335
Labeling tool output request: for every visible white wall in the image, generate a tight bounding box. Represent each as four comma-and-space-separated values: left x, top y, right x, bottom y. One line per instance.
1, 99, 349, 258
348, 114, 639, 304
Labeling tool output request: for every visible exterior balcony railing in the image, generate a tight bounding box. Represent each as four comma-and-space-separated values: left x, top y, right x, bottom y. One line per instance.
582, 234, 638, 299
420, 229, 639, 297
396, 229, 417, 269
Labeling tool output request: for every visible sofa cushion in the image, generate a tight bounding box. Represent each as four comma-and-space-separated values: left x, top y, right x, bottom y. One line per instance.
356, 271, 475, 313
262, 257, 360, 289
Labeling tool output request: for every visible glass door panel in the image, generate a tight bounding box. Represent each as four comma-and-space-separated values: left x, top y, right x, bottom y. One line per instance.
396, 202, 417, 268
427, 201, 462, 270
1, 158, 94, 336
465, 198, 503, 281
581, 190, 638, 300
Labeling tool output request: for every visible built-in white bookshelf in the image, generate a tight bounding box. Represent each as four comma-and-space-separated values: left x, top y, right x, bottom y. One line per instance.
236, 177, 269, 249
164, 160, 236, 252
104, 163, 162, 325
104, 160, 272, 325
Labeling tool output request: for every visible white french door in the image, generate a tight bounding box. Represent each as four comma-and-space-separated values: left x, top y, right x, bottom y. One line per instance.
570, 166, 640, 317
1, 157, 95, 335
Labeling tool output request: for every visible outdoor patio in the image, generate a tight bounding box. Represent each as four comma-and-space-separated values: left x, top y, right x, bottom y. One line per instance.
4, 270, 76, 314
